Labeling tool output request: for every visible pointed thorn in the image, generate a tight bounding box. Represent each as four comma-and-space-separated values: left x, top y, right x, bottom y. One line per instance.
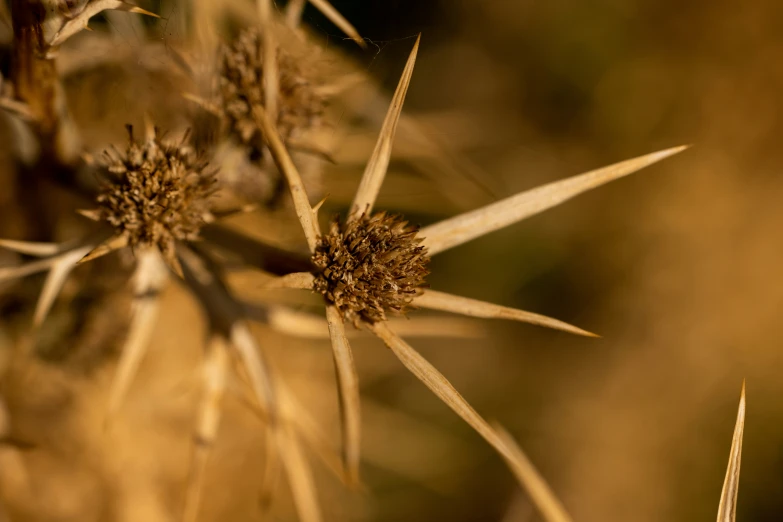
32, 244, 93, 328
143, 112, 156, 143
312, 195, 328, 215
167, 255, 185, 279
78, 235, 128, 264
76, 209, 102, 222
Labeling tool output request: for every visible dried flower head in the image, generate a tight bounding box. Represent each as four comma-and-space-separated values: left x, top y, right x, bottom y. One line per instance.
96, 126, 216, 265
312, 212, 430, 327
219, 27, 325, 149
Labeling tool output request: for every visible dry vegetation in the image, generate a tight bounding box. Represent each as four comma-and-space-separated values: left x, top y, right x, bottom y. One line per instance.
0, 1, 777, 521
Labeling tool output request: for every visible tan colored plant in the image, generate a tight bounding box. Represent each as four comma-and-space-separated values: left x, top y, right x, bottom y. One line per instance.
0, 2, 691, 522
254, 31, 687, 521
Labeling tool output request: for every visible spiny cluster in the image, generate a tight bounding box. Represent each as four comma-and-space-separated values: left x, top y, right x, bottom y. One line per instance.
219, 27, 325, 150
313, 212, 431, 327
96, 126, 216, 262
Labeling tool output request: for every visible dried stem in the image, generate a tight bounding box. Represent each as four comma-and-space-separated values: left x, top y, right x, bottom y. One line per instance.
106, 248, 168, 419
252, 104, 321, 252
325, 305, 362, 485
9, 0, 58, 141
258, 0, 279, 135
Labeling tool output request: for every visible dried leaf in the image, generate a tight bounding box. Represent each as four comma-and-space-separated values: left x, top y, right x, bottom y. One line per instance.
252, 105, 321, 252
369, 322, 549, 495
350, 35, 420, 217
106, 249, 168, 419
493, 424, 573, 522
717, 381, 746, 522
0, 257, 56, 282
325, 305, 362, 485
78, 234, 129, 264
33, 243, 94, 328
183, 335, 230, 522
49, 1, 160, 47
307, 0, 365, 48
0, 239, 98, 283
0, 239, 61, 257
421, 146, 689, 255
266, 307, 485, 339
415, 289, 597, 337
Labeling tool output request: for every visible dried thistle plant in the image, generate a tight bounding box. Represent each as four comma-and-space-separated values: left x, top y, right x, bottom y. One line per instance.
254, 33, 687, 519
0, 2, 694, 522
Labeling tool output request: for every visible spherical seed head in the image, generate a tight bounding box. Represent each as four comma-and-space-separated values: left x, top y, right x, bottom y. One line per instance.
313, 212, 431, 327
219, 28, 325, 148
96, 126, 216, 262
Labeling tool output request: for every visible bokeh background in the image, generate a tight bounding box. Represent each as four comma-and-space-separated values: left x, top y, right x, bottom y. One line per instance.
2, 0, 783, 521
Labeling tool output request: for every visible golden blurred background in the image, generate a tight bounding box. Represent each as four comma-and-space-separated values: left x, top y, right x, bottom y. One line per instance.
2, 0, 783, 521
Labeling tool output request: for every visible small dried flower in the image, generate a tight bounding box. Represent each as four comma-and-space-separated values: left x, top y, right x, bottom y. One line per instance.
219, 27, 325, 149
96, 126, 216, 267
312, 212, 430, 327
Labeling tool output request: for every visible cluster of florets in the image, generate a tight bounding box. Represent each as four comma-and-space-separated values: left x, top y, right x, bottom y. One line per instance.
96, 126, 216, 263
312, 212, 431, 327
219, 27, 325, 151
